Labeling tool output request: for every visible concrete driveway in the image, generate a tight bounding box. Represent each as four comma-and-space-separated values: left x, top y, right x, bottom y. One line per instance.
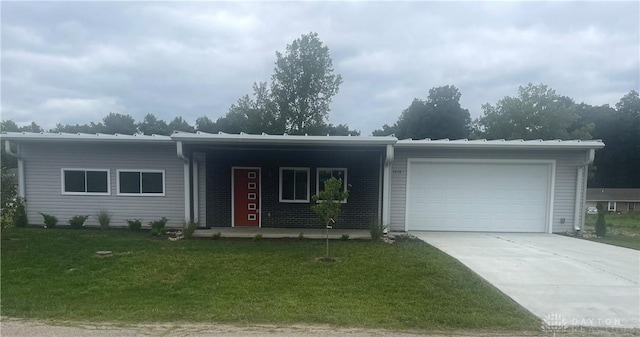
411, 232, 640, 329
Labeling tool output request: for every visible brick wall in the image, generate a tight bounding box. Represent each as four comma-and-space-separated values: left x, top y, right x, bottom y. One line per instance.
205, 147, 382, 229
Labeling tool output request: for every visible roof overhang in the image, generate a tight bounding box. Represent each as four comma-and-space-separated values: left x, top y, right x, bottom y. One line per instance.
170, 131, 397, 147
1, 132, 173, 144
395, 138, 605, 150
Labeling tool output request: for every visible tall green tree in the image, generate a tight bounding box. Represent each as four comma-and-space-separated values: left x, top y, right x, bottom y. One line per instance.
373, 85, 470, 140
102, 113, 137, 135
271, 32, 343, 134
587, 91, 640, 188
477, 83, 593, 140
168, 116, 195, 133
137, 114, 170, 135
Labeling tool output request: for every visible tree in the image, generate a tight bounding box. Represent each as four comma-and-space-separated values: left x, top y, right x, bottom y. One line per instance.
587, 91, 640, 188
168, 116, 195, 133
102, 113, 137, 135
137, 114, 170, 135
271, 32, 343, 134
311, 177, 349, 261
373, 85, 470, 140
477, 83, 592, 140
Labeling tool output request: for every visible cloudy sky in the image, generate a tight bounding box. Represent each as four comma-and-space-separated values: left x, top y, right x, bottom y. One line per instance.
2, 1, 638, 135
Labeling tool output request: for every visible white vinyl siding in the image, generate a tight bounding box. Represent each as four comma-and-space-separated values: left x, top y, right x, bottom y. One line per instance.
390, 148, 588, 233
21, 143, 184, 228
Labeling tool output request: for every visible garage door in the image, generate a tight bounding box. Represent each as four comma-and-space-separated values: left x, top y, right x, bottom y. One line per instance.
406, 160, 552, 232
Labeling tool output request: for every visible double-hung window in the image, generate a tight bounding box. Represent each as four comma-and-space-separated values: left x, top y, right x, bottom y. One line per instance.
61, 169, 110, 195
316, 168, 348, 203
279, 167, 309, 202
117, 170, 165, 196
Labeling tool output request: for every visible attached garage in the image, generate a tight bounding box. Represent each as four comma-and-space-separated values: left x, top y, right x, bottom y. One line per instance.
405, 159, 554, 232
387, 139, 606, 234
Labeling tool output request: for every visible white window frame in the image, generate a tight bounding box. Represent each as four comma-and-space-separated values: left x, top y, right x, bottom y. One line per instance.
316, 168, 348, 203
117, 169, 166, 196
608, 201, 616, 212
279, 167, 310, 203
61, 168, 110, 195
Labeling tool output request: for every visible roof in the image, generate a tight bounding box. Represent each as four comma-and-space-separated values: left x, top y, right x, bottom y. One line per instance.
0, 132, 172, 143
1, 132, 606, 150
586, 188, 640, 202
170, 131, 396, 146
396, 138, 605, 150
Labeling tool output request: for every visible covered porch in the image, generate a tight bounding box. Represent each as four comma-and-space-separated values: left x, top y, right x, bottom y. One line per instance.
174, 132, 396, 230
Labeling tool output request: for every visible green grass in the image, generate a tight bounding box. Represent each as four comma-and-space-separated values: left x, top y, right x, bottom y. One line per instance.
585, 212, 640, 250
1, 228, 539, 332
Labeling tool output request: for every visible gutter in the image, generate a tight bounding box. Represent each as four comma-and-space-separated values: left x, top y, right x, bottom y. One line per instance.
382, 144, 394, 230
4, 140, 25, 198
176, 141, 191, 223
574, 149, 596, 232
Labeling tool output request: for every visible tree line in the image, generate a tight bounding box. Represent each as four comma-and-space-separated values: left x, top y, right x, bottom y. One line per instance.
1, 32, 638, 188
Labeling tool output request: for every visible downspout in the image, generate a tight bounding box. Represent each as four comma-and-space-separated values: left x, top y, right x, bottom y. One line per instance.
573, 149, 595, 233
5, 141, 25, 198
382, 144, 394, 231
176, 141, 191, 224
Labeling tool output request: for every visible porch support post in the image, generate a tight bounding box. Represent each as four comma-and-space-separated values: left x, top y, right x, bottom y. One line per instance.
193, 160, 199, 224
177, 141, 191, 224
382, 144, 394, 229
573, 149, 595, 232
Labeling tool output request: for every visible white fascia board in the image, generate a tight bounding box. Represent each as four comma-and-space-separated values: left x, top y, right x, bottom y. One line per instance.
395, 139, 605, 150
170, 132, 398, 146
0, 132, 172, 144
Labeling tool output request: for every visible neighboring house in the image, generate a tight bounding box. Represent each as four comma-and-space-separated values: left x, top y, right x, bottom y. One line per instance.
1, 131, 604, 233
586, 188, 640, 213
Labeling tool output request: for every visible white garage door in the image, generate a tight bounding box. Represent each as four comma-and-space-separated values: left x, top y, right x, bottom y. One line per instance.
406, 160, 552, 232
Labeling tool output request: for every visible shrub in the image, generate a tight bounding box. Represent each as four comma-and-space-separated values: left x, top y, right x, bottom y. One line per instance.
253, 234, 263, 241
127, 219, 142, 231
298, 232, 305, 240
183, 221, 198, 239
40, 213, 58, 228
13, 198, 28, 228
1, 167, 18, 232
370, 220, 384, 241
211, 231, 221, 240
69, 215, 89, 229
96, 210, 112, 229
341, 233, 350, 241
595, 212, 607, 237
149, 217, 168, 236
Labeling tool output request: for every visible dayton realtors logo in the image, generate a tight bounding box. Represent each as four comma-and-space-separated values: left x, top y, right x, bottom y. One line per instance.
542, 313, 623, 334
542, 313, 568, 335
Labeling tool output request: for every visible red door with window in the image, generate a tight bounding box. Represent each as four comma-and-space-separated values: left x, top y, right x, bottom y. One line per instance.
233, 168, 260, 226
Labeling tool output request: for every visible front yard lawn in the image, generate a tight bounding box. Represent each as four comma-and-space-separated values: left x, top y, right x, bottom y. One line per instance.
1, 228, 539, 332
584, 212, 640, 250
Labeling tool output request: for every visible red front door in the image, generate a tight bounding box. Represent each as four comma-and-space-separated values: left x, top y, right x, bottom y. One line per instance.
233, 168, 260, 227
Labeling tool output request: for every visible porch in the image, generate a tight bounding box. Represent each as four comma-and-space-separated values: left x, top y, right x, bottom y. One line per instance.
193, 227, 371, 239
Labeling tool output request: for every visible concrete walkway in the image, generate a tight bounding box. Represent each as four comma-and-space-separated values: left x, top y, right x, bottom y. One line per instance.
412, 232, 640, 329
193, 227, 370, 240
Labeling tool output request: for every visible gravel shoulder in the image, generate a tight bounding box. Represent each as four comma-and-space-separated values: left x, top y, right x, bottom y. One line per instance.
1, 318, 639, 337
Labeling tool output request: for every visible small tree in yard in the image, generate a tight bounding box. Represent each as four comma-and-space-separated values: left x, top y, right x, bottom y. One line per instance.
311, 177, 349, 261
595, 204, 607, 237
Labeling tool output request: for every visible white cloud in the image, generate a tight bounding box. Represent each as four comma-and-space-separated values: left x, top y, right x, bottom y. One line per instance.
1, 1, 638, 134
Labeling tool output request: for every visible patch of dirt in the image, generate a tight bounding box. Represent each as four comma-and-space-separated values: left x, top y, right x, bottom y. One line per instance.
2, 317, 638, 337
